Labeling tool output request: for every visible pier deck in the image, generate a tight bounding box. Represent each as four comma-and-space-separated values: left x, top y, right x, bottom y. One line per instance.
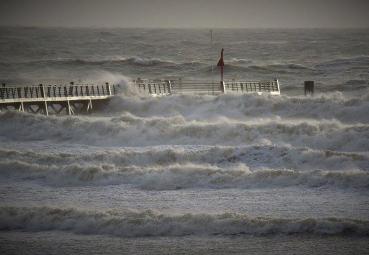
0, 83, 118, 115
1, 79, 280, 115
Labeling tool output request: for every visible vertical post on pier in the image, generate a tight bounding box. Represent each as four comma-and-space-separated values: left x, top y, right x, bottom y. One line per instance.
5, 83, 9, 98
220, 81, 226, 94
217, 48, 225, 94
106, 82, 111, 96
148, 84, 152, 94
39, 84, 45, 98
70, 82, 74, 97
0, 83, 4, 99
304, 81, 314, 96
17, 87, 21, 98
166, 80, 172, 94
275, 79, 281, 94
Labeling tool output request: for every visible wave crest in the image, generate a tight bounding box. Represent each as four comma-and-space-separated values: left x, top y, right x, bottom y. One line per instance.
1, 206, 368, 237
1, 157, 368, 190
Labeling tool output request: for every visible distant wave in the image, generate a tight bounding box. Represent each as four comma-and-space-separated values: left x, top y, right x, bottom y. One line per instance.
315, 56, 369, 71
230, 63, 312, 72
1, 206, 368, 236
228, 58, 253, 64
2, 55, 366, 76
344, 79, 369, 86
0, 57, 205, 69
1, 57, 315, 74
201, 62, 314, 74
6, 55, 367, 74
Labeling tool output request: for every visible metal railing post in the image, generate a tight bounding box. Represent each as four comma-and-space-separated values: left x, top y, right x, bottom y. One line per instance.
167, 80, 172, 94
0, 84, 4, 99
220, 81, 226, 94
106, 82, 111, 96
17, 87, 21, 98
40, 84, 45, 98
69, 82, 74, 96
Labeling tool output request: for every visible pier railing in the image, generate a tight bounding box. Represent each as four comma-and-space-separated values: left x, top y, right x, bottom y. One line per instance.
0, 82, 119, 102
133, 79, 172, 96
223, 79, 280, 95
0, 78, 280, 115
133, 79, 280, 96
0, 82, 119, 115
171, 80, 223, 95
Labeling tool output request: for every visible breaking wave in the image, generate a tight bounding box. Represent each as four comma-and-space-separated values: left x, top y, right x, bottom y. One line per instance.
1, 156, 368, 190
0, 110, 368, 150
1, 144, 367, 171
107, 91, 369, 123
0, 57, 205, 69
315, 56, 369, 71
1, 206, 368, 237
2, 57, 319, 74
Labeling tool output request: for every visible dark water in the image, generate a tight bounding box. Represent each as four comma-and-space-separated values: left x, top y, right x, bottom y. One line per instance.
0, 27, 369, 254
1, 27, 369, 93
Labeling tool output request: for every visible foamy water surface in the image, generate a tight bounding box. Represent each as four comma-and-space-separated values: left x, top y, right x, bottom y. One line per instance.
1, 28, 369, 254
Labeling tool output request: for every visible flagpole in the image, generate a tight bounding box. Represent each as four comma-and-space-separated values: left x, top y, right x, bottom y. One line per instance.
210, 29, 214, 94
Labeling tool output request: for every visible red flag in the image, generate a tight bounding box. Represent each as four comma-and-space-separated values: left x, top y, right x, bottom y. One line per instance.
217, 48, 224, 82
217, 48, 224, 67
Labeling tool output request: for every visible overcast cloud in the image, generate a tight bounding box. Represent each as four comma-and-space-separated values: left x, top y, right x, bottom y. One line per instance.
0, 0, 368, 28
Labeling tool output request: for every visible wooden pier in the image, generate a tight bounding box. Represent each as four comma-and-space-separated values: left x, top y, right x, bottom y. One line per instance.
134, 78, 281, 96
0, 78, 280, 115
0, 82, 119, 115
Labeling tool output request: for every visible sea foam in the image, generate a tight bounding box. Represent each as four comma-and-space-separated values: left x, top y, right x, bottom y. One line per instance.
1, 206, 368, 237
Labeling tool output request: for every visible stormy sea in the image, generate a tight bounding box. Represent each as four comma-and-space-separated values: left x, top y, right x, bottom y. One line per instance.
1, 27, 369, 254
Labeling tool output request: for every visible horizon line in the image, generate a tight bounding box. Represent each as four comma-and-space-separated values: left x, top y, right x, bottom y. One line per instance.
1, 25, 369, 30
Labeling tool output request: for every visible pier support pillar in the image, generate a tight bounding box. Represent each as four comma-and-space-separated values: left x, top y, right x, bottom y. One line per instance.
87, 99, 93, 113
67, 100, 72, 115
19, 102, 24, 112
44, 101, 48, 116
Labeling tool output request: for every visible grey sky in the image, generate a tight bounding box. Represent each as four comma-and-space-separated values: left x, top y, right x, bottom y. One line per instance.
0, 0, 368, 28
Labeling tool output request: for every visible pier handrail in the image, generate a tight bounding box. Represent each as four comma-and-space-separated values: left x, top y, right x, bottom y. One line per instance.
134, 79, 172, 96
133, 78, 280, 95
0, 83, 119, 101
223, 79, 280, 95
